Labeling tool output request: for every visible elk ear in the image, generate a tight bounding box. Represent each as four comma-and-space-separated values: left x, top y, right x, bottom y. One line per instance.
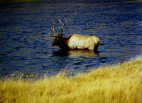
58, 33, 63, 38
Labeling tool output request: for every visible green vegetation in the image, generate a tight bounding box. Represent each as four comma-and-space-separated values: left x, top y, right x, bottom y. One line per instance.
0, 56, 142, 103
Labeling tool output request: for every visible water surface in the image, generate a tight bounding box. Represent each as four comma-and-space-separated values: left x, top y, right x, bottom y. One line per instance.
0, 1, 142, 79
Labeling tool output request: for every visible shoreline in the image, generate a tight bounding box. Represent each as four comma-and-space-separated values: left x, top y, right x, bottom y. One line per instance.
0, 56, 142, 103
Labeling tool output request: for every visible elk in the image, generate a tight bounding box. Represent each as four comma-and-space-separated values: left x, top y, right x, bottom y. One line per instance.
50, 20, 100, 51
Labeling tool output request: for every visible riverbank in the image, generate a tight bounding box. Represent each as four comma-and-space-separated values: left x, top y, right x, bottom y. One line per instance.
0, 56, 142, 103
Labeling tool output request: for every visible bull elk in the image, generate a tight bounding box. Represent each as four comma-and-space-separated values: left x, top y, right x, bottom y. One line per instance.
50, 20, 100, 51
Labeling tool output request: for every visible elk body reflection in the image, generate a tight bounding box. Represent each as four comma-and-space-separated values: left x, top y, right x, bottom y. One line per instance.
53, 49, 99, 57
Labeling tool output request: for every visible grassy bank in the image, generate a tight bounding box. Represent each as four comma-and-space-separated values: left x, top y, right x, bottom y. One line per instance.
0, 57, 142, 103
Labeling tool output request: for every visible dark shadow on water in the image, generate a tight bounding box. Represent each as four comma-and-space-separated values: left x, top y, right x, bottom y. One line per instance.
52, 49, 99, 57
52, 49, 69, 57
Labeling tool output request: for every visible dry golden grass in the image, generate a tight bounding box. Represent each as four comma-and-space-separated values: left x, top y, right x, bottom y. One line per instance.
0, 57, 142, 103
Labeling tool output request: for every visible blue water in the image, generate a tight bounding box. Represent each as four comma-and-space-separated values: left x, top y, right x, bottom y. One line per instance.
0, 1, 142, 79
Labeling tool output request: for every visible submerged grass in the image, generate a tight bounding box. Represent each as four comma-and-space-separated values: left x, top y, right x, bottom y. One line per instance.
0, 57, 142, 103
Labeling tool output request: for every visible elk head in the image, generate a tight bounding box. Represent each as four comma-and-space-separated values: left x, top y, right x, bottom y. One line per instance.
50, 19, 69, 49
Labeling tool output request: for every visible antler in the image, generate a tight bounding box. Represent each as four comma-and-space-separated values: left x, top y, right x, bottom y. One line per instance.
50, 24, 57, 37
58, 19, 64, 34
57, 19, 64, 37
49, 19, 65, 38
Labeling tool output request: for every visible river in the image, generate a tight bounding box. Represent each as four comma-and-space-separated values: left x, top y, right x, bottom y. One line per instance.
0, 1, 142, 79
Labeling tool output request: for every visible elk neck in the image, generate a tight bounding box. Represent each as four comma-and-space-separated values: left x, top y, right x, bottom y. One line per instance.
56, 35, 71, 50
